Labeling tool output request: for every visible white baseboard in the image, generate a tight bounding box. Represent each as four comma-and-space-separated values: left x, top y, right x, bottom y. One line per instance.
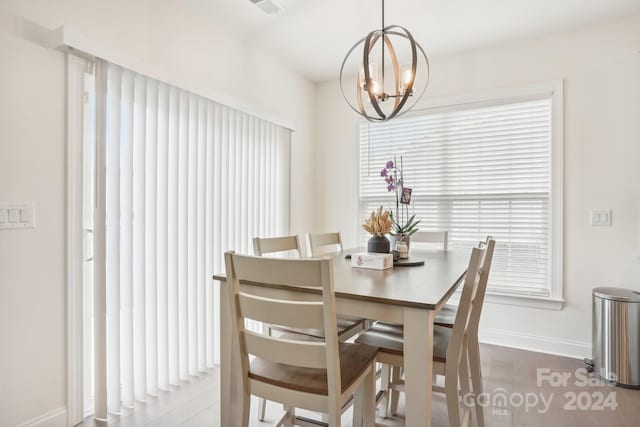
15, 407, 67, 427
479, 327, 591, 360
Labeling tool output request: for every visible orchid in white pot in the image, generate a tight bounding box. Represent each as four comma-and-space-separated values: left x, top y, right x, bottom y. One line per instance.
380, 156, 420, 245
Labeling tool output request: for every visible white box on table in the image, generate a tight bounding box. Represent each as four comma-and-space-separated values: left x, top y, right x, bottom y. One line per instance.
350, 252, 394, 270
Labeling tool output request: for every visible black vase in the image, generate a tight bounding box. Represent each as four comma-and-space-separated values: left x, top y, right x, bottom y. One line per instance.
367, 235, 390, 254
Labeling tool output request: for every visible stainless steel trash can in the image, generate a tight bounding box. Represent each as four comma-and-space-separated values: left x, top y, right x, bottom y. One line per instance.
592, 287, 640, 387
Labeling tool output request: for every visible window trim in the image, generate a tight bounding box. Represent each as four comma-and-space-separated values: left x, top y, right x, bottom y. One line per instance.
356, 81, 564, 310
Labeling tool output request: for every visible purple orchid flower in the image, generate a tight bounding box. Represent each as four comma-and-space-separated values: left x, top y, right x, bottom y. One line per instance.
387, 184, 395, 191
380, 168, 387, 177
386, 160, 394, 169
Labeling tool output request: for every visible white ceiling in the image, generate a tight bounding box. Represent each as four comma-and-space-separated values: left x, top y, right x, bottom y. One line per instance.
189, 0, 640, 82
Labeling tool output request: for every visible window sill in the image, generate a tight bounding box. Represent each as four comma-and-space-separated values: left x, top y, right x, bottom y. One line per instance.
484, 292, 564, 310
447, 292, 564, 311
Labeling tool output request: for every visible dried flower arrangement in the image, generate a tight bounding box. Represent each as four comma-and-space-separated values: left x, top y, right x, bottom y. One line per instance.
362, 206, 393, 237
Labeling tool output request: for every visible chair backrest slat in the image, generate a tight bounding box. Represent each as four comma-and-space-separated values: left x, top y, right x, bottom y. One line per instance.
243, 330, 327, 369
253, 235, 301, 257
233, 254, 324, 288
238, 292, 325, 330
308, 232, 343, 257
412, 230, 449, 251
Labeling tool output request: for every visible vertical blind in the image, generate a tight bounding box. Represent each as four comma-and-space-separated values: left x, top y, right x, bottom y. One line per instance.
359, 98, 553, 296
100, 63, 290, 415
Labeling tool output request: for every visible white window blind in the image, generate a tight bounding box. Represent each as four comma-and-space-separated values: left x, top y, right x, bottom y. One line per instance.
359, 98, 555, 297
99, 63, 290, 415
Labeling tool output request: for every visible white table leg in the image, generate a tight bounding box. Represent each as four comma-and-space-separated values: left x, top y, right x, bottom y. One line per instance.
219, 280, 232, 427
404, 307, 435, 427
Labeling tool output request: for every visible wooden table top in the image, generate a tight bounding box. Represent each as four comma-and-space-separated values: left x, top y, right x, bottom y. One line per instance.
212, 248, 470, 310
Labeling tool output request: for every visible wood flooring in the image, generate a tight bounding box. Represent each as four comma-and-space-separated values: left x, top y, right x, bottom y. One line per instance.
76, 344, 640, 427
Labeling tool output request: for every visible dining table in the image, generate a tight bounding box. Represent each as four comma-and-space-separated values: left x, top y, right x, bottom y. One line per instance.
212, 247, 470, 427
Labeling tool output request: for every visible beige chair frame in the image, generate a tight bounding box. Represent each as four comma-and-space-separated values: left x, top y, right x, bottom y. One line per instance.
252, 234, 369, 421
253, 235, 303, 258
224, 252, 376, 427
307, 232, 343, 257
364, 239, 495, 427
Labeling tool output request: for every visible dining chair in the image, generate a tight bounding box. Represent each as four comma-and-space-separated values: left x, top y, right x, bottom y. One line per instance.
356, 240, 495, 427
307, 231, 344, 257
224, 252, 378, 427
252, 234, 370, 421
412, 230, 449, 251
431, 237, 495, 427
385, 229, 449, 412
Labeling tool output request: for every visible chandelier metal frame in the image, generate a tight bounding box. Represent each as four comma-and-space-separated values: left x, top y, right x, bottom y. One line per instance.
339, 0, 429, 122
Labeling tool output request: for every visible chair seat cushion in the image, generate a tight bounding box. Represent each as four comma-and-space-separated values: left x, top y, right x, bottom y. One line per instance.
270, 316, 366, 339
355, 322, 452, 363
434, 305, 457, 327
248, 341, 378, 395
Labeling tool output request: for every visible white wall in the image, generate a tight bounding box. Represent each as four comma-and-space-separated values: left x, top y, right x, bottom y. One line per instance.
0, 15, 68, 427
0, 1, 316, 426
315, 14, 640, 357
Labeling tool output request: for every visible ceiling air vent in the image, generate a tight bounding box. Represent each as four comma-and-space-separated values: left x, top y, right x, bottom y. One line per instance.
249, 0, 282, 15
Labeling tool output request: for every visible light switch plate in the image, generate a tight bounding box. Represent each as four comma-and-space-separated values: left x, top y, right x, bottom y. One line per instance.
591, 209, 612, 226
0, 203, 35, 229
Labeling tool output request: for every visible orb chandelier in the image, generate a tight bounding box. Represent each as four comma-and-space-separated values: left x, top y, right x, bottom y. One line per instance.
340, 0, 429, 122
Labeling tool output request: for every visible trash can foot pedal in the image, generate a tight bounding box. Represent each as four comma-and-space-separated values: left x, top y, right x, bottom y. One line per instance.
584, 358, 594, 372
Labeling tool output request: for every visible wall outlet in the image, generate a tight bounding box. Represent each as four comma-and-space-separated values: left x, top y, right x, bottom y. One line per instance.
590, 209, 612, 226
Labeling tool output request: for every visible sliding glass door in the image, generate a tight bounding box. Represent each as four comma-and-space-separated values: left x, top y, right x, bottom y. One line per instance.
73, 56, 291, 421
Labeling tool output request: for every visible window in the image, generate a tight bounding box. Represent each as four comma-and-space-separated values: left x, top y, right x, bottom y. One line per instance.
359, 84, 563, 304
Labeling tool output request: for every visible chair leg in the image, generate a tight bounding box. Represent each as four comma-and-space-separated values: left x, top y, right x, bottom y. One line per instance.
380, 363, 391, 418
363, 365, 376, 427
353, 364, 376, 427
468, 335, 485, 427
445, 362, 461, 427
327, 402, 341, 427
459, 346, 473, 426
353, 379, 364, 427
282, 405, 295, 427
257, 398, 267, 421
389, 366, 401, 416
235, 391, 250, 427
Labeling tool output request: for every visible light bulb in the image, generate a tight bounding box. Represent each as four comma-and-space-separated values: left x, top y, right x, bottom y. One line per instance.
370, 80, 381, 96
361, 61, 382, 98
401, 64, 414, 95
